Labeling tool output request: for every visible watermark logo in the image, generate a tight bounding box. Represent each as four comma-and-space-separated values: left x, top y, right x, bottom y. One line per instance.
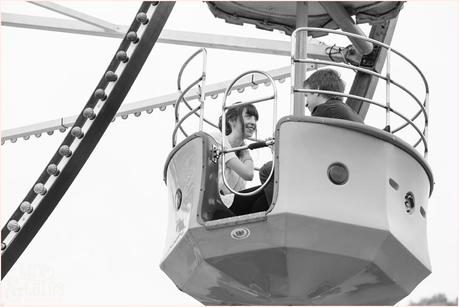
2, 263, 64, 303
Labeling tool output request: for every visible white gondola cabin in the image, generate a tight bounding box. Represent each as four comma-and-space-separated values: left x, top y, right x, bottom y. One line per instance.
161, 2, 433, 305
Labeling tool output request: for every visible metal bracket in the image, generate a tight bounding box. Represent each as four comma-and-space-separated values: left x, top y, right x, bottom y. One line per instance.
211, 145, 220, 164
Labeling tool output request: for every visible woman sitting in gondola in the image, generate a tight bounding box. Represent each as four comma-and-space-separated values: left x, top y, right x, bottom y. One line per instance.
211, 103, 268, 216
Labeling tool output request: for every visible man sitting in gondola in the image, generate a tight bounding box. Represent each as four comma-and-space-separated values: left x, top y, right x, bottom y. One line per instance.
258, 68, 364, 208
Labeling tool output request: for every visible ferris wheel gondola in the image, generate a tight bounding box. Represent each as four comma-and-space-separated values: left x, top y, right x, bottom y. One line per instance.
161, 1, 433, 305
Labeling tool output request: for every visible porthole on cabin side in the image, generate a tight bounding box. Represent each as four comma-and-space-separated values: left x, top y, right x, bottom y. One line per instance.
327, 162, 349, 185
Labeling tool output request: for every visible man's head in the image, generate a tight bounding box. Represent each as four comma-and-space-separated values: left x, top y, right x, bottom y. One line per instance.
218, 103, 259, 138
303, 69, 345, 113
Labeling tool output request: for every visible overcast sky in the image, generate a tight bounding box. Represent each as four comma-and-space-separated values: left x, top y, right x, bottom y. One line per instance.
1, 1, 457, 305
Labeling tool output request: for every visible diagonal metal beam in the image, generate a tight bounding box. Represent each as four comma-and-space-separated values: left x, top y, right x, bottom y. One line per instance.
1, 13, 290, 54
319, 1, 373, 55
1, 13, 352, 60
1, 13, 122, 38
1, 1, 175, 280
345, 18, 398, 119
28, 1, 121, 33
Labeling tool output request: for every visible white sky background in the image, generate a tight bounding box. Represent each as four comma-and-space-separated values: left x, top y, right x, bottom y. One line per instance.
0, 1, 457, 306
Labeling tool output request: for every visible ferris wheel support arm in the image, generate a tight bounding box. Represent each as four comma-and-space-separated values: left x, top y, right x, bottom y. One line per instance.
1, 13, 357, 61
28, 1, 121, 33
1, 13, 123, 38
345, 17, 398, 119
1, 2, 175, 280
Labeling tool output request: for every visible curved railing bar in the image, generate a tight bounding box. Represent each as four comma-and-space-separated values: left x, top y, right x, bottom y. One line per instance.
173, 48, 211, 145
177, 48, 206, 91
294, 27, 430, 114
413, 137, 422, 148
390, 80, 426, 133
392, 109, 422, 133
292, 27, 429, 95
296, 89, 428, 157
293, 27, 429, 92
221, 70, 277, 197
384, 108, 426, 156
174, 77, 202, 140
225, 95, 276, 110
173, 79, 220, 145
176, 49, 213, 125
292, 27, 429, 158
177, 88, 220, 132
174, 77, 201, 122
176, 79, 202, 116
174, 49, 220, 136
385, 44, 430, 142
172, 105, 201, 146
413, 124, 428, 149
297, 58, 428, 130
178, 89, 219, 130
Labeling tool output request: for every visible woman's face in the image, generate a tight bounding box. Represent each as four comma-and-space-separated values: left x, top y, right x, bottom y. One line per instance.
229, 107, 257, 139
241, 108, 257, 138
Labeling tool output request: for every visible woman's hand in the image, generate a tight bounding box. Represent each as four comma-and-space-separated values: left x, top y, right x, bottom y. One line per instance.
226, 149, 254, 181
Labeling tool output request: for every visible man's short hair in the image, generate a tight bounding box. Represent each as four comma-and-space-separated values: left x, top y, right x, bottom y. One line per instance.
303, 68, 345, 101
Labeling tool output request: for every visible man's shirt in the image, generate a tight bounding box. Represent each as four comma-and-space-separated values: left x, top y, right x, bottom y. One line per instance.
312, 98, 364, 123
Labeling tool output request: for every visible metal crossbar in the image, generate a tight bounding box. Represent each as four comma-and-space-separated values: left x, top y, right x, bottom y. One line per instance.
173, 48, 207, 147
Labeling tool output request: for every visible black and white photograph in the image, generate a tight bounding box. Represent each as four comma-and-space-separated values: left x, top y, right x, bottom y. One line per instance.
1, 1, 457, 306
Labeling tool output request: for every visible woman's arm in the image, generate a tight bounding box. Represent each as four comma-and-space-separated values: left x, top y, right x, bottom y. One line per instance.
226, 150, 254, 181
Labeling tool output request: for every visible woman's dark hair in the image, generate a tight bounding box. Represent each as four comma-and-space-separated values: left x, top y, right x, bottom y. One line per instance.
218, 103, 259, 135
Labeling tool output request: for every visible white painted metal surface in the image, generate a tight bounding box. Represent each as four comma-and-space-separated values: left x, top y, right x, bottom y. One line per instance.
161, 121, 432, 304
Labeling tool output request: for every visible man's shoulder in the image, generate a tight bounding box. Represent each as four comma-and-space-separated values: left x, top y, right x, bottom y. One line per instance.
314, 99, 363, 123
314, 100, 343, 115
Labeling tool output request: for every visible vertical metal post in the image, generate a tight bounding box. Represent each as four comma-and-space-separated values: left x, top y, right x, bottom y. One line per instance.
385, 49, 391, 131
424, 92, 429, 159
199, 49, 207, 131
346, 18, 398, 118
291, 1, 308, 116
199, 85, 204, 131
